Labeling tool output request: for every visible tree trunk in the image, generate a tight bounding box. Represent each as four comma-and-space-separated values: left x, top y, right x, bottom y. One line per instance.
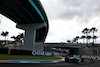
93, 31, 94, 44
95, 39, 96, 44
89, 39, 90, 44
4, 36, 6, 48
86, 34, 88, 47
83, 39, 84, 43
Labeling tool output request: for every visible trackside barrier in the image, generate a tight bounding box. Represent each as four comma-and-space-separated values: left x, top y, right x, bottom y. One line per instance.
81, 55, 100, 60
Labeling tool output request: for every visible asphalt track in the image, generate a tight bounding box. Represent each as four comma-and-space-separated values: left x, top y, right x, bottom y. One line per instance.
0, 59, 100, 67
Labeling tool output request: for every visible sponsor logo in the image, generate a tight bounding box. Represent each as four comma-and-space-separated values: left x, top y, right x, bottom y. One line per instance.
32, 50, 53, 56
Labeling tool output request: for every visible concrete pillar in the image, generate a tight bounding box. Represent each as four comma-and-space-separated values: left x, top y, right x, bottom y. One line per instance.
97, 47, 99, 56
16, 23, 45, 51
23, 30, 36, 50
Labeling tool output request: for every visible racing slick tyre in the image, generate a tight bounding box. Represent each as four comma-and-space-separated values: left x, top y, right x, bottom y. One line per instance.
65, 58, 69, 62
81, 58, 84, 62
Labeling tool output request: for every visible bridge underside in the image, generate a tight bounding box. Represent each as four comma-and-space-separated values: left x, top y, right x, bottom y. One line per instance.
0, 0, 46, 23
0, 0, 48, 50
0, 0, 48, 42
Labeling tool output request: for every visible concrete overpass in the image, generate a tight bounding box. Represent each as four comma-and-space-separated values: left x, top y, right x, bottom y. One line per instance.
43, 43, 93, 55
0, 0, 48, 51
44, 43, 87, 48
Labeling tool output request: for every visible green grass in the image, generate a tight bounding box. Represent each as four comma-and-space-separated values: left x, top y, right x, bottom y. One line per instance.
0, 54, 61, 60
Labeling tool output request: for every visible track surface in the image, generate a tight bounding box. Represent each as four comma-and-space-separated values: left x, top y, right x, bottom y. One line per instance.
0, 59, 99, 67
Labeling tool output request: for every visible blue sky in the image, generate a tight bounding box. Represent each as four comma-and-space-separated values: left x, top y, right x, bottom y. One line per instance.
0, 0, 100, 43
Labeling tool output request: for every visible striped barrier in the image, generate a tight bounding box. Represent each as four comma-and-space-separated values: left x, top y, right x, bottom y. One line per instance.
0, 60, 20, 63
81, 55, 100, 60
0, 58, 64, 63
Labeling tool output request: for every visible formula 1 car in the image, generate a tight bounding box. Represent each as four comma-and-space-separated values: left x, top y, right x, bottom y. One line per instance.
65, 55, 84, 63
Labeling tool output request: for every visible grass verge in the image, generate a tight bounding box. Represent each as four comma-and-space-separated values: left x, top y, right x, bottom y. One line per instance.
0, 54, 61, 60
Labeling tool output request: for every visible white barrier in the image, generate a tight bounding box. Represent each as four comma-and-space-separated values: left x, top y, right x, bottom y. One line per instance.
81, 55, 100, 60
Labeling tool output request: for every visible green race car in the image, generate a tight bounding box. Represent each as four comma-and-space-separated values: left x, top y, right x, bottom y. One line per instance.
65, 55, 84, 63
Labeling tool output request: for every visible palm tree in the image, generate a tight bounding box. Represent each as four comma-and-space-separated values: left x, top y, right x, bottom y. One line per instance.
67, 40, 71, 43
87, 36, 91, 44
11, 33, 24, 49
1, 31, 9, 47
90, 27, 98, 44
72, 38, 77, 43
93, 36, 98, 44
82, 28, 90, 46
81, 36, 85, 43
75, 36, 80, 43
11, 35, 18, 48
82, 28, 90, 41
19, 33, 24, 48
11, 33, 24, 42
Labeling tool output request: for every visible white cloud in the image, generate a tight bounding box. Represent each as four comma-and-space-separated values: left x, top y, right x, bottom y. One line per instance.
0, 0, 100, 43
0, 15, 24, 40
40, 0, 100, 43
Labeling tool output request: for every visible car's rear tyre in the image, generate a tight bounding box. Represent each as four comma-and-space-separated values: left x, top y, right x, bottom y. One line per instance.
81, 58, 84, 62
65, 58, 69, 62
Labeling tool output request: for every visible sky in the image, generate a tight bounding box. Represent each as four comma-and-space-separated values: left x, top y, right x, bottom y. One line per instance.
0, 0, 100, 43
40, 0, 100, 43
0, 15, 24, 41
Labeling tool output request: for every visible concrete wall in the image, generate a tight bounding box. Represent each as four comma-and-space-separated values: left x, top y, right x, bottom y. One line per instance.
34, 42, 44, 51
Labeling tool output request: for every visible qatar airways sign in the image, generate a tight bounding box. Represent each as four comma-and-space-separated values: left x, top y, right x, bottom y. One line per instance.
32, 50, 53, 56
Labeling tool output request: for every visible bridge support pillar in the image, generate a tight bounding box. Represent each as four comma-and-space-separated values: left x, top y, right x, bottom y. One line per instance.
16, 23, 45, 51
23, 29, 36, 51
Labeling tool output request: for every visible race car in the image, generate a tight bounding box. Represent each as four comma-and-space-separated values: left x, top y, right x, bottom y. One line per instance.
65, 55, 84, 63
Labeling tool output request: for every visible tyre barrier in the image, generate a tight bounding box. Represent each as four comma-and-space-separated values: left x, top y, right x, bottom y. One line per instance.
81, 55, 100, 60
